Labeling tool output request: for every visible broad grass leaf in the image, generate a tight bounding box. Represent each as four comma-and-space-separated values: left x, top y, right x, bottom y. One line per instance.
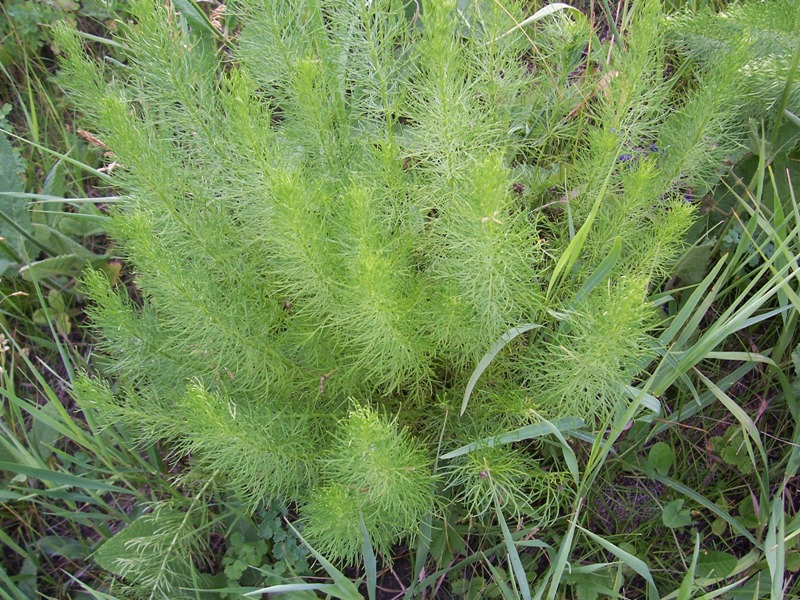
0, 461, 129, 493
94, 513, 178, 578
29, 401, 62, 461
765, 492, 785, 599
571, 236, 622, 306
277, 521, 363, 600
40, 159, 66, 217
93, 505, 212, 597
674, 240, 715, 286
36, 536, 87, 561
171, 0, 219, 41
676, 532, 700, 600
497, 3, 583, 40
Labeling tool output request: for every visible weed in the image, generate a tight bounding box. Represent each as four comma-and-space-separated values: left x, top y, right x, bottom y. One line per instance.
1, 0, 798, 597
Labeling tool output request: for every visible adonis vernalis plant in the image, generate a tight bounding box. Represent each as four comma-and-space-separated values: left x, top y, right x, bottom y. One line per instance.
56, 0, 765, 566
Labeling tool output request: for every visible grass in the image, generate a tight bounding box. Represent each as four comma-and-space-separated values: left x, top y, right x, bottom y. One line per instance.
1, 0, 799, 598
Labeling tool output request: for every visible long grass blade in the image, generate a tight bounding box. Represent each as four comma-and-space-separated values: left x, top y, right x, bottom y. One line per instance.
0, 461, 130, 494
676, 531, 700, 600
577, 525, 659, 599
765, 492, 785, 600
440, 416, 584, 460
360, 512, 377, 600
646, 471, 761, 549
547, 168, 614, 299
571, 236, 622, 306
694, 370, 769, 480
462, 323, 541, 416
493, 487, 531, 600
543, 499, 582, 600
281, 520, 364, 600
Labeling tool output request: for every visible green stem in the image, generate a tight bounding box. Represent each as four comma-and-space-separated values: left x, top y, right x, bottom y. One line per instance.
599, 0, 623, 51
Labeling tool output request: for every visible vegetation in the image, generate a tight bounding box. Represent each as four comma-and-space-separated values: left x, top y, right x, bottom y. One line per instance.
1, 0, 798, 598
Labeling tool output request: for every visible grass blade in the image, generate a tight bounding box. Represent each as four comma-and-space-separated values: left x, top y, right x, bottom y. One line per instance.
659, 257, 728, 348
546, 168, 615, 300
462, 323, 541, 416
694, 369, 769, 482
440, 416, 584, 460
577, 525, 659, 599
0, 461, 130, 494
493, 486, 531, 600
621, 385, 662, 416
360, 512, 377, 600
648, 362, 757, 438
571, 236, 622, 306
543, 499, 582, 600
645, 471, 761, 549
245, 583, 338, 596
765, 492, 785, 600
676, 531, 700, 600
281, 520, 363, 600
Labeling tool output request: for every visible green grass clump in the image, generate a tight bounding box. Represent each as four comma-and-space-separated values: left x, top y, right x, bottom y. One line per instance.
43, 1, 798, 591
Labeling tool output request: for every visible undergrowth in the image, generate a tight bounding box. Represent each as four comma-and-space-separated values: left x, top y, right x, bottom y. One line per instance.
0, 0, 798, 598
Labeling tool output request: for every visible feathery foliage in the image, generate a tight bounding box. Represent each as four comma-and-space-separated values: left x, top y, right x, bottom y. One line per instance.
53, 0, 772, 568
666, 0, 800, 122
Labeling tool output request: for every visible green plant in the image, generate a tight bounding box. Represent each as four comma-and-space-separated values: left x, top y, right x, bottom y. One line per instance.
48, 0, 799, 596
219, 503, 311, 596
666, 0, 800, 132
1, 0, 131, 295
1, 0, 123, 66
0, 314, 317, 598
0, 311, 179, 597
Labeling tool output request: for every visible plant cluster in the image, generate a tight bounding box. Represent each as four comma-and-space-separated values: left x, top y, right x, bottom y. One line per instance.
52, 0, 787, 572
0, 0, 791, 597
1, 0, 107, 66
